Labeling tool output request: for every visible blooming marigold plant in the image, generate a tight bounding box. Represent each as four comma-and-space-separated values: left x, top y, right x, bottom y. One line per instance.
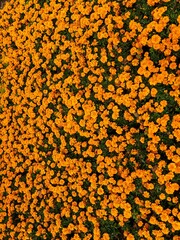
0, 0, 180, 239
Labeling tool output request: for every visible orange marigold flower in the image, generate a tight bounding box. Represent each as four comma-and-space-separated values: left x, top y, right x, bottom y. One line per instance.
111, 208, 118, 217
151, 87, 158, 97
108, 84, 115, 92
124, 210, 132, 219
151, 34, 161, 44
172, 221, 180, 231
127, 234, 135, 240
102, 233, 110, 240
100, 55, 107, 63
132, 58, 139, 66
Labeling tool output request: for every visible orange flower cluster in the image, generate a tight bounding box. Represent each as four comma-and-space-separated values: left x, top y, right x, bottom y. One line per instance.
0, 0, 180, 239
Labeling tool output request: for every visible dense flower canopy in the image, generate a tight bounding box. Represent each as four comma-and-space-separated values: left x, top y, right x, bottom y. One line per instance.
0, 0, 180, 239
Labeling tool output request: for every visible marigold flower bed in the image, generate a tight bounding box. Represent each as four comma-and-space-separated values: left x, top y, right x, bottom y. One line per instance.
0, 0, 180, 239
